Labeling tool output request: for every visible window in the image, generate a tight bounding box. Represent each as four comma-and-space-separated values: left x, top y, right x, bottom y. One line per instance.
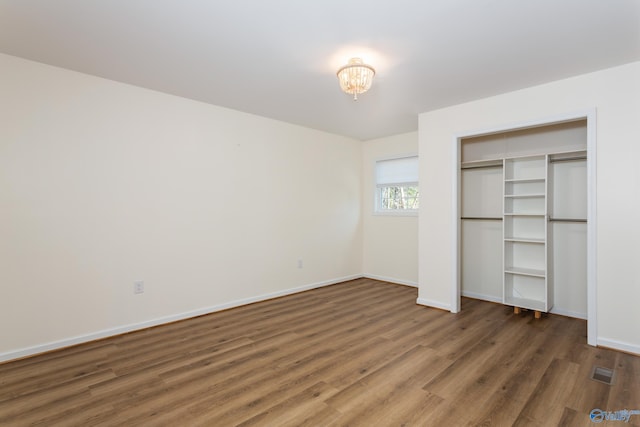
375, 156, 419, 214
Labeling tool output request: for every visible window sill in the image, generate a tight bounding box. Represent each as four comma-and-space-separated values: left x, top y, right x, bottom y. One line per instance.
373, 210, 419, 217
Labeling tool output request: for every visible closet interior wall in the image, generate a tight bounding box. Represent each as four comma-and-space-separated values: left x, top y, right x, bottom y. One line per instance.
460, 120, 588, 318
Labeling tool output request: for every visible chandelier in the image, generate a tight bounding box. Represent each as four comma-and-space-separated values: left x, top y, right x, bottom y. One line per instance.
336, 58, 375, 100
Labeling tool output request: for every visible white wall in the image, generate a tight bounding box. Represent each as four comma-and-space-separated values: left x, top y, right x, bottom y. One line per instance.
418, 61, 640, 354
0, 53, 363, 361
362, 132, 418, 286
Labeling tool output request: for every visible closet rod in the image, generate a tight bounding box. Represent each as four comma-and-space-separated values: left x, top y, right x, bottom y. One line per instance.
549, 156, 587, 163
461, 217, 503, 221
549, 217, 587, 223
461, 164, 503, 170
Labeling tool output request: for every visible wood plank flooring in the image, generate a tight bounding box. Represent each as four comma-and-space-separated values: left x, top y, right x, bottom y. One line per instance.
1, 278, 638, 426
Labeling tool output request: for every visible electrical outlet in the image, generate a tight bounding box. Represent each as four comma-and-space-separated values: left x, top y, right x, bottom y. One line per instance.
297, 259, 303, 269
134, 281, 144, 294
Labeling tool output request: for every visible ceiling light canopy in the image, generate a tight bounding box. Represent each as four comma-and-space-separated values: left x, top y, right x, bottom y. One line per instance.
337, 58, 375, 101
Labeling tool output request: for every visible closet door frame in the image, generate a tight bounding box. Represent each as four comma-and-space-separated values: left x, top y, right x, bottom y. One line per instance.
451, 109, 597, 346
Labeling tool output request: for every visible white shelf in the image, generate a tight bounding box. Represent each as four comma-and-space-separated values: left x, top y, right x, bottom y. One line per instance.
504, 194, 545, 199
504, 237, 545, 244
504, 296, 546, 312
505, 180, 546, 198
505, 178, 545, 183
503, 155, 551, 314
505, 267, 546, 277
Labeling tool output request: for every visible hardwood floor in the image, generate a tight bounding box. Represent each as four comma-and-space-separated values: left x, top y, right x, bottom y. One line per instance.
1, 278, 638, 426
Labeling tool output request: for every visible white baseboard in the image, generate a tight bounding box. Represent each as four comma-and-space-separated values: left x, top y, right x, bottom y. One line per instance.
0, 274, 362, 363
416, 297, 451, 312
363, 274, 418, 288
461, 290, 501, 304
549, 307, 587, 320
597, 338, 640, 356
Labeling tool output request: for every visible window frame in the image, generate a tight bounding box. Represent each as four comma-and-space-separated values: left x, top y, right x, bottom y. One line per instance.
373, 155, 419, 216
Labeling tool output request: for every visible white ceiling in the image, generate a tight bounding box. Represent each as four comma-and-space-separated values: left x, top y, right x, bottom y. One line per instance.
1, 1, 639, 140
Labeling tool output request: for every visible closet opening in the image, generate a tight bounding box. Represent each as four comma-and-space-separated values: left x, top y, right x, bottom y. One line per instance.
452, 111, 596, 346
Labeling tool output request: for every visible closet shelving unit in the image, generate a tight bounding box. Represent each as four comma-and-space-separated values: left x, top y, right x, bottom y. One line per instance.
460, 146, 587, 319
503, 155, 550, 318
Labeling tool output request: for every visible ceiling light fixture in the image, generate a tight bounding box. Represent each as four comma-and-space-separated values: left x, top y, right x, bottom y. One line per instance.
337, 57, 375, 101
